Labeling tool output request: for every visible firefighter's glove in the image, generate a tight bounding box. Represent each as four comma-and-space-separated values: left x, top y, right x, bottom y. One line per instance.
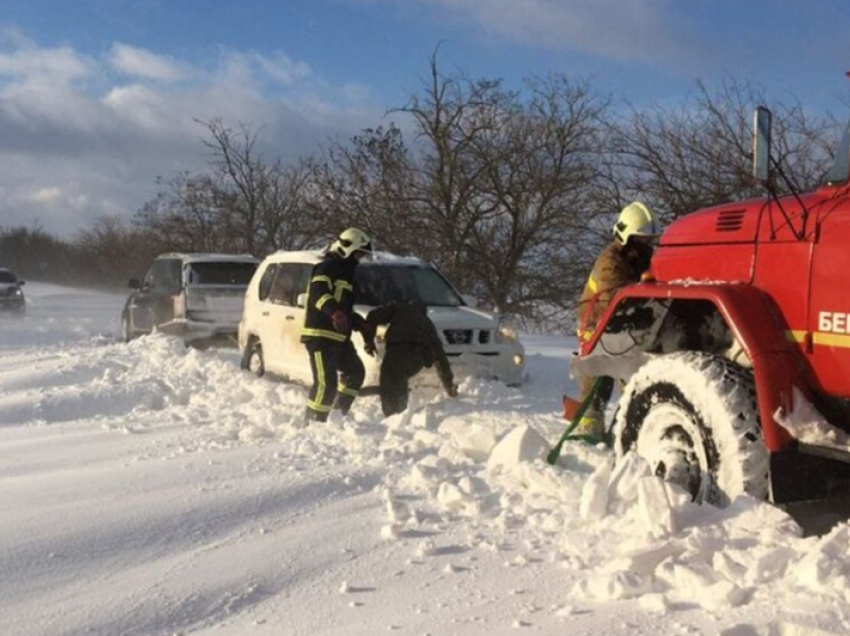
446, 383, 459, 398
331, 310, 349, 334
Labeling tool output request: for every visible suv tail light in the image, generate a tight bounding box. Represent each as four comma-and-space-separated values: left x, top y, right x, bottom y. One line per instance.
173, 293, 186, 318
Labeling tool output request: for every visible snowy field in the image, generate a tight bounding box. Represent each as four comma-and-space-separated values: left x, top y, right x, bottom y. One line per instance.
2, 283, 850, 636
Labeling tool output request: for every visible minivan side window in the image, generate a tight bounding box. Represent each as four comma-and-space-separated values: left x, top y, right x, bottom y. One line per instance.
258, 264, 278, 302
267, 263, 312, 306
292, 264, 313, 306
144, 259, 182, 294
268, 265, 295, 305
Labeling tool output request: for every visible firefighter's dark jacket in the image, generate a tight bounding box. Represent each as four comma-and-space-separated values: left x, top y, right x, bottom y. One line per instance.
364, 303, 454, 390
300, 252, 365, 343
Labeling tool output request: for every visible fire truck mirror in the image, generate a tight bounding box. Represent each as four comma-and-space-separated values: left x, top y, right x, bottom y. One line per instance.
753, 106, 772, 182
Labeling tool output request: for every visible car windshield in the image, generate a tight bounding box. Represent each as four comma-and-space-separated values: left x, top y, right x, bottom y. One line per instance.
187, 262, 257, 285
355, 264, 463, 307
0, 270, 16, 283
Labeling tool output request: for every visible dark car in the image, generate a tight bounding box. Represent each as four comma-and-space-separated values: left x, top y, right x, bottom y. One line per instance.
122, 253, 259, 345
0, 268, 25, 315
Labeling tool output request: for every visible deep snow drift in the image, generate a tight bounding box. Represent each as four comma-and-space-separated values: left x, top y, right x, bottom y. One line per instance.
1, 283, 850, 636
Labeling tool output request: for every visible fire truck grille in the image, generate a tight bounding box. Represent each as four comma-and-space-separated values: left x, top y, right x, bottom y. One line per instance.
715, 209, 746, 232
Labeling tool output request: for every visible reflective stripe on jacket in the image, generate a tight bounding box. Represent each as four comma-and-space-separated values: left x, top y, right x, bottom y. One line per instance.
577, 241, 640, 343
301, 253, 361, 343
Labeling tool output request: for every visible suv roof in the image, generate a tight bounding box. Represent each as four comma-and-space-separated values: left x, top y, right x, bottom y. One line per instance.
264, 250, 426, 267
156, 252, 258, 264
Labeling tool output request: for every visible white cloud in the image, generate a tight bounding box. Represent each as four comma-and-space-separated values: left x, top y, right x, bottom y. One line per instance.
0, 30, 92, 84
108, 43, 187, 83
417, 0, 705, 66
251, 51, 312, 85
0, 33, 384, 237
28, 187, 62, 203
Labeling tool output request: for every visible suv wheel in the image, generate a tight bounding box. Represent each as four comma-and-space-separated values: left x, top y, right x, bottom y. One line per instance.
614, 352, 767, 507
241, 338, 265, 377
121, 314, 134, 343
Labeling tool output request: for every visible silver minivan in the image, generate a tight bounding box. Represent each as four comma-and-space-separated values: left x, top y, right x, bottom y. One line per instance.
238, 250, 525, 387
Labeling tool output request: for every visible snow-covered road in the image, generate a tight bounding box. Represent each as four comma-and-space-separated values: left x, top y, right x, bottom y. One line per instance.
2, 283, 850, 636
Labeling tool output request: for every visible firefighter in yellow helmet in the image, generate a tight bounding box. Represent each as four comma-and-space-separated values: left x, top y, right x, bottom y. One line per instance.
301, 227, 373, 423
575, 202, 660, 438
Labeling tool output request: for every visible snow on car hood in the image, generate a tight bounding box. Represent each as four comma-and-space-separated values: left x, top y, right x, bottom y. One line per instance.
426, 306, 500, 329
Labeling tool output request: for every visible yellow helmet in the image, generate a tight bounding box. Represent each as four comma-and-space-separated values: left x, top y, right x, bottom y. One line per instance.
330, 227, 372, 258
613, 202, 660, 245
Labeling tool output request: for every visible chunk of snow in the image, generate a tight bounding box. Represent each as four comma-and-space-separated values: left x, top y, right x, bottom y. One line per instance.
487, 425, 549, 471
583, 570, 654, 600
608, 451, 651, 505
638, 592, 670, 613
579, 461, 611, 520
697, 580, 748, 612
608, 543, 685, 576
437, 481, 469, 510
744, 547, 795, 586
417, 540, 438, 558
793, 524, 850, 601
381, 524, 402, 540
385, 497, 412, 523
775, 388, 850, 451
637, 476, 677, 538
439, 418, 498, 462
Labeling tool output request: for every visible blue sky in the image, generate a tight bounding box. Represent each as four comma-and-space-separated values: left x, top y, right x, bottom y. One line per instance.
1, 0, 849, 237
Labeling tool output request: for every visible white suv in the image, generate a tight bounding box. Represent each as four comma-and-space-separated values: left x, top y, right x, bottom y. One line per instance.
238, 251, 525, 387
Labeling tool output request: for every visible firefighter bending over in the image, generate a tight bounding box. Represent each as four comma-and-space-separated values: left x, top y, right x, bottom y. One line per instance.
576, 202, 660, 438
363, 302, 458, 417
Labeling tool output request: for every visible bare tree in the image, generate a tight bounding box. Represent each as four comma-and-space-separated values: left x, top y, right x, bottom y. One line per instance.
311, 124, 417, 252
75, 216, 160, 286
603, 78, 835, 225
134, 172, 232, 253
200, 119, 325, 255
465, 75, 608, 316
319, 56, 609, 320
391, 52, 507, 292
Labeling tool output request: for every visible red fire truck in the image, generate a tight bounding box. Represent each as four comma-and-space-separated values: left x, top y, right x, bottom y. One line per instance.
572, 105, 850, 506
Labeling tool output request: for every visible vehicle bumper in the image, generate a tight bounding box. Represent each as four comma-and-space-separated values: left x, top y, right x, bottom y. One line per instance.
158, 319, 239, 343
0, 298, 25, 312
446, 345, 526, 385
361, 343, 526, 388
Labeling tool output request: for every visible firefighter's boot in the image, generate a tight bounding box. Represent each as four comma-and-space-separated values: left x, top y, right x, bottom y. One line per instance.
576, 409, 605, 440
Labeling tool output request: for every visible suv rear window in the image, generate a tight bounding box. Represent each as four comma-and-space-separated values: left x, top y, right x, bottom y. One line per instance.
188, 262, 257, 285
355, 265, 463, 307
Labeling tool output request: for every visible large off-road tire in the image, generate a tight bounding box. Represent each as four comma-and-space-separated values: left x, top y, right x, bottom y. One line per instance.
614, 352, 768, 507
241, 338, 265, 377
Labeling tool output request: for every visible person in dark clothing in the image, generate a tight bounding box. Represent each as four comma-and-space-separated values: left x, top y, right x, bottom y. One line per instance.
300, 227, 373, 423
362, 302, 458, 417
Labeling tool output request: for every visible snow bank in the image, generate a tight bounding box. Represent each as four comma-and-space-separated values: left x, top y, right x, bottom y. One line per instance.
3, 285, 850, 636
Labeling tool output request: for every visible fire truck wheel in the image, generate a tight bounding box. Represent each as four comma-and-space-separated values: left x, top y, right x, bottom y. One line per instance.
614, 352, 768, 507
